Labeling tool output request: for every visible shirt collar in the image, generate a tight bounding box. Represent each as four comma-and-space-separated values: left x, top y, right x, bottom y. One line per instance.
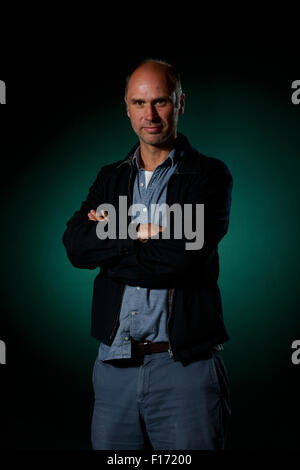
132, 146, 177, 170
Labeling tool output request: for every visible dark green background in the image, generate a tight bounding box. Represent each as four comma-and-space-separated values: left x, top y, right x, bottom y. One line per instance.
1, 30, 299, 449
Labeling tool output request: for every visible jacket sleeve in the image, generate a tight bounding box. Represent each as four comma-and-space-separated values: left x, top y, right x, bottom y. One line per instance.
107, 165, 233, 287
62, 170, 136, 270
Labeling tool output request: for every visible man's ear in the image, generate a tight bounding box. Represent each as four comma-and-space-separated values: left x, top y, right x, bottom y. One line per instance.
179, 93, 185, 116
124, 96, 130, 118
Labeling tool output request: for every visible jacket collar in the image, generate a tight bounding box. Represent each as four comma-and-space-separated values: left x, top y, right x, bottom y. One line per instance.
116, 133, 202, 174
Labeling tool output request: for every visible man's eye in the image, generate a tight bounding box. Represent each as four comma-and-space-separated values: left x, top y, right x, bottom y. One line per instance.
156, 99, 167, 106
135, 101, 144, 106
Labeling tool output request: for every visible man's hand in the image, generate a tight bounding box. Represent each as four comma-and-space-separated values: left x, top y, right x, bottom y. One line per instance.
87, 209, 109, 222
137, 223, 165, 243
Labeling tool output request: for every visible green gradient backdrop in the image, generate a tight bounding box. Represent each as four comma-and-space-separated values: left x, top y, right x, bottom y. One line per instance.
1, 69, 300, 449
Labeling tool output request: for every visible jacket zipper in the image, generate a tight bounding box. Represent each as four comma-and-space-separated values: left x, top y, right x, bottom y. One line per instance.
167, 287, 175, 357
164, 170, 178, 359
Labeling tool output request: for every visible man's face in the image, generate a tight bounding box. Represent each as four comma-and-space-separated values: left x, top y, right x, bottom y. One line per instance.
125, 64, 185, 147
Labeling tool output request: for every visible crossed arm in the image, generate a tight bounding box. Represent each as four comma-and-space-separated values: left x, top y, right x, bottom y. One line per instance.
63, 166, 232, 288
87, 208, 165, 243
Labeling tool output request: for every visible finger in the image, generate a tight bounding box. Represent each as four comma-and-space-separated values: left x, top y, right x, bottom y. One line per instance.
101, 209, 109, 220
89, 209, 108, 222
92, 210, 104, 221
88, 212, 104, 221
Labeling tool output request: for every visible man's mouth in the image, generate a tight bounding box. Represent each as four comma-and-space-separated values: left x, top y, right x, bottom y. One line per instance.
143, 126, 162, 133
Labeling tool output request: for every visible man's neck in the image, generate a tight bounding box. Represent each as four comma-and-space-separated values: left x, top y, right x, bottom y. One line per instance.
139, 137, 176, 171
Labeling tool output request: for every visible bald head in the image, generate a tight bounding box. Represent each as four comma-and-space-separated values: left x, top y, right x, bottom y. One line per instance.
125, 59, 182, 107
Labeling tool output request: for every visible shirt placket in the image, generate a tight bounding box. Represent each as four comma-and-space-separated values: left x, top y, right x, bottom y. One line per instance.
129, 168, 149, 339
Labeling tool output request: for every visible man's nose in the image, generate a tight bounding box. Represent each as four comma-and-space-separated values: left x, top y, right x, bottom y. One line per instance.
144, 103, 158, 121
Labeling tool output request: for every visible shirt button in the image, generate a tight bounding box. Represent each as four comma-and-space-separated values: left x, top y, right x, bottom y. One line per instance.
131, 311, 137, 315
140, 182, 144, 187
136, 286, 140, 290
124, 336, 129, 341
142, 207, 147, 212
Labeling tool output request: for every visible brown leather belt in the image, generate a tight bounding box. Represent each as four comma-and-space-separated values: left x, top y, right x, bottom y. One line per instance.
134, 340, 223, 356
135, 341, 170, 355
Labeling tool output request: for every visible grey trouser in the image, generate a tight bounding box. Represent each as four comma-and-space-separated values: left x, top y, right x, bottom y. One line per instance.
91, 350, 231, 450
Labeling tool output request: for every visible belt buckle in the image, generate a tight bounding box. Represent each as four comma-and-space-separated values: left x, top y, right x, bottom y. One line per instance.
143, 341, 152, 355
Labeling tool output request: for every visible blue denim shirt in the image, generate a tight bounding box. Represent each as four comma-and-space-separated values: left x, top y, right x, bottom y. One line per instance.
98, 146, 179, 361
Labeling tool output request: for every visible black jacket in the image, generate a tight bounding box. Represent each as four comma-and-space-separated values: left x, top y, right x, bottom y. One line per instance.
62, 134, 233, 363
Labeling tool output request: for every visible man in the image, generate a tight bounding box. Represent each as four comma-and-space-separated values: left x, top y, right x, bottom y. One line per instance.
62, 59, 233, 450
